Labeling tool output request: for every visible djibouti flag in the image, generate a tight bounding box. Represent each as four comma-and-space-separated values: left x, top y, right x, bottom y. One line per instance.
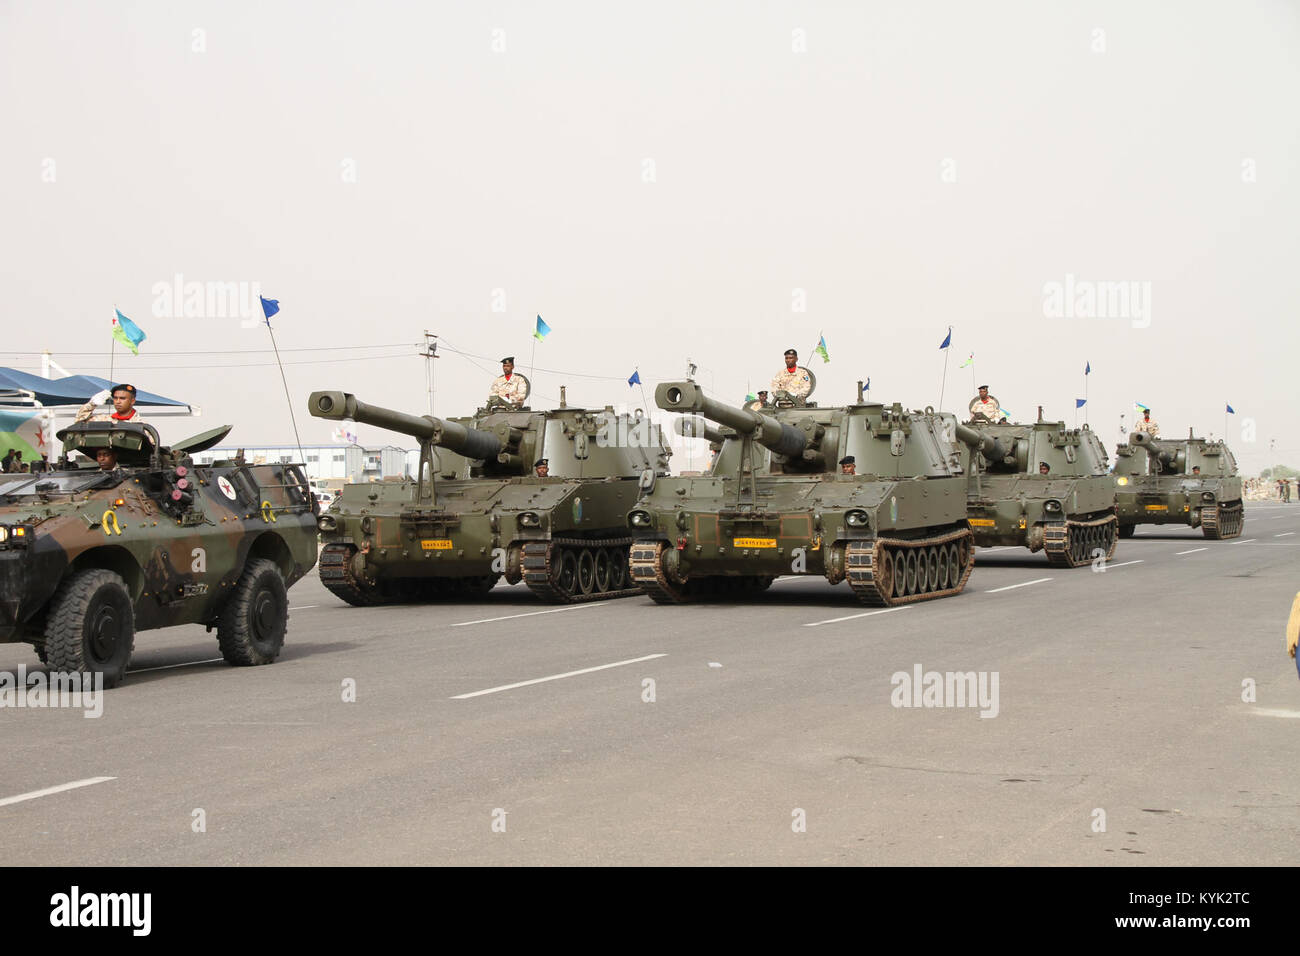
534, 315, 551, 341
112, 309, 146, 354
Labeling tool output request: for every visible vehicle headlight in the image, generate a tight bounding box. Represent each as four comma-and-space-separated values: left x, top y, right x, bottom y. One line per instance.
0, 526, 7, 544
1116, 476, 1129, 486
1044, 500, 1062, 513
1201, 492, 1215, 502
845, 509, 869, 527
519, 511, 541, 527
317, 514, 338, 532
628, 510, 653, 528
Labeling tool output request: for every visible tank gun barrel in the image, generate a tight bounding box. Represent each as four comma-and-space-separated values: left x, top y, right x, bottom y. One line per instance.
1130, 431, 1175, 466
954, 422, 1010, 461
656, 382, 807, 458
674, 416, 724, 445
308, 391, 502, 460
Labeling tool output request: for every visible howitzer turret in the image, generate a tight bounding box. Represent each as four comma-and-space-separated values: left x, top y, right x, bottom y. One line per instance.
657, 382, 809, 460
308, 391, 502, 461
1130, 431, 1179, 472
954, 422, 1011, 463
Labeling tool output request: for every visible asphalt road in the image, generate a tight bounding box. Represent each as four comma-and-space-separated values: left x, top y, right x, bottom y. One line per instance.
3, 502, 1298, 865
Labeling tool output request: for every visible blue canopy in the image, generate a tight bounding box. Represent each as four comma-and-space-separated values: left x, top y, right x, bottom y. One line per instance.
0, 368, 189, 409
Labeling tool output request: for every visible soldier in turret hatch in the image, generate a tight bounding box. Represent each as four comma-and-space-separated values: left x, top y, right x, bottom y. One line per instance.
488, 357, 527, 407
969, 386, 1000, 424
1039, 461, 1050, 475
745, 390, 769, 412
1134, 408, 1159, 438
534, 458, 549, 477
76, 383, 144, 425
839, 456, 856, 475
770, 350, 811, 401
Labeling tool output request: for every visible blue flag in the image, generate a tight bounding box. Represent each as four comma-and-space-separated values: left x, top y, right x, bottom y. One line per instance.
628, 370, 641, 387
534, 315, 551, 341
111, 309, 146, 354
865, 377, 870, 390
1226, 404, 1235, 414
1085, 361, 1091, 375
939, 328, 952, 350
260, 295, 280, 328
1076, 398, 1087, 408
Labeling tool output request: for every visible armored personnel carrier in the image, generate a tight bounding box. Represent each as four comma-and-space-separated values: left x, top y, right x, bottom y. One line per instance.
628, 382, 974, 605
0, 421, 318, 686
308, 391, 670, 604
954, 418, 1118, 566
1113, 430, 1244, 538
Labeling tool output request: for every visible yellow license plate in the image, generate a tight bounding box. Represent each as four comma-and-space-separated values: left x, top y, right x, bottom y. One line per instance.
421, 539, 454, 550
968, 518, 996, 527
733, 537, 777, 548
1144, 504, 1168, 511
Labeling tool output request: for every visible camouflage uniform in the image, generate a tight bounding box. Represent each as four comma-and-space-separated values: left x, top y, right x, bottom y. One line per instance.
74, 400, 145, 426
969, 397, 1000, 423
770, 367, 811, 399
488, 374, 527, 406
1134, 417, 1159, 438
745, 400, 764, 412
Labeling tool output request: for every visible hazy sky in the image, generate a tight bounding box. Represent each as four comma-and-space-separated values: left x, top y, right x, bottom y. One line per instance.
2, 0, 1296, 472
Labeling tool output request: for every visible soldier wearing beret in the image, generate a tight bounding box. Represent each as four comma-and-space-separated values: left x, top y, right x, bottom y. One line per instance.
969, 386, 1000, 424
75, 383, 144, 425
839, 455, 856, 475
745, 390, 769, 412
770, 350, 811, 401
533, 459, 549, 477
1039, 461, 1050, 475
489, 357, 527, 407
1134, 408, 1159, 438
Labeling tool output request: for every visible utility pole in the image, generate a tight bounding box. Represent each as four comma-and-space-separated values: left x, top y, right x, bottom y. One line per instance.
422, 331, 439, 416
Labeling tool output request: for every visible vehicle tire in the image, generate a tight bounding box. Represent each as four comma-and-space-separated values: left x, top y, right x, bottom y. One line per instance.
33, 641, 49, 665
44, 568, 135, 689
217, 558, 288, 666
1118, 524, 1135, 539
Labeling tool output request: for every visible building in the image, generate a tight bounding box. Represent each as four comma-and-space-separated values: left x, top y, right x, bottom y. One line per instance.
196, 444, 412, 483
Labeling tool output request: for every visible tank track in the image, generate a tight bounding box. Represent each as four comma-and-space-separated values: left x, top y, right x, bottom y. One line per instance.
320, 544, 501, 604
522, 537, 640, 604
319, 543, 388, 606
1044, 514, 1119, 568
627, 542, 775, 604
1202, 501, 1244, 539
844, 526, 975, 606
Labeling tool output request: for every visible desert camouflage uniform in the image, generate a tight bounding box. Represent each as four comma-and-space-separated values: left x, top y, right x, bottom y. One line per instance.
770, 367, 811, 398
969, 397, 1000, 423
1134, 418, 1159, 438
74, 401, 145, 426
488, 374, 527, 406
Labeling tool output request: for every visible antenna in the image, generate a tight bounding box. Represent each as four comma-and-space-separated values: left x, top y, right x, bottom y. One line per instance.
422, 331, 439, 416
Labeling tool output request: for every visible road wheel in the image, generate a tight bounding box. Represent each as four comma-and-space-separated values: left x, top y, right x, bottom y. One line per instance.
555, 549, 578, 596
593, 548, 611, 593
44, 568, 135, 689
608, 548, 628, 589
576, 548, 596, 595
217, 558, 288, 666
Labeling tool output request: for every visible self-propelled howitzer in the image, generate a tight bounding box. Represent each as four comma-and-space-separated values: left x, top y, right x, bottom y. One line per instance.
1113, 429, 1243, 539
954, 418, 1118, 566
308, 391, 671, 604
628, 382, 975, 605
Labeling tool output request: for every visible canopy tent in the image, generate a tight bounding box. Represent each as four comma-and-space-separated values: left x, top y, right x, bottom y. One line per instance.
0, 368, 192, 413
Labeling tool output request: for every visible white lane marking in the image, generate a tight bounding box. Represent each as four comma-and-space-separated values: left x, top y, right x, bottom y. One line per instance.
129, 658, 223, 674
290, 605, 319, 610
1176, 548, 1208, 555
1230, 539, 1258, 545
1250, 708, 1300, 719
1103, 560, 1144, 569
0, 777, 116, 809
451, 653, 667, 699
979, 546, 1019, 552
803, 606, 912, 628
452, 603, 603, 627
985, 577, 1052, 594
1275, 532, 1295, 538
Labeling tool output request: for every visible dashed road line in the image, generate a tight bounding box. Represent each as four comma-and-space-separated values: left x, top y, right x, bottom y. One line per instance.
452, 604, 603, 627
451, 653, 667, 699
804, 606, 912, 628
1176, 548, 1208, 555
129, 658, 223, 674
1103, 560, 1144, 570
986, 577, 1052, 594
0, 777, 116, 809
